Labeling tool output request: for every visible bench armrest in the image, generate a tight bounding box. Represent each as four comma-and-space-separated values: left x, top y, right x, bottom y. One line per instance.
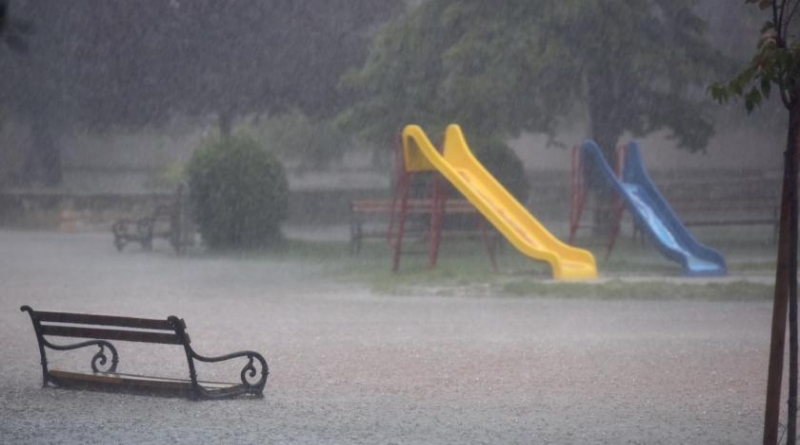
42, 338, 119, 373
191, 349, 269, 397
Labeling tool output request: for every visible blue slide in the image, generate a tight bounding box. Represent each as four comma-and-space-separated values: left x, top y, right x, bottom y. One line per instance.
580, 140, 726, 276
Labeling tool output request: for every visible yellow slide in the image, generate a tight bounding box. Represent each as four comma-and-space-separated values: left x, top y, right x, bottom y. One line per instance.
402, 124, 597, 280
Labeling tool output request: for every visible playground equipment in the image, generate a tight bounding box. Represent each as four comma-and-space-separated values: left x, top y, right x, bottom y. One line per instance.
571, 140, 726, 277
399, 124, 597, 281
387, 135, 499, 273
569, 143, 627, 259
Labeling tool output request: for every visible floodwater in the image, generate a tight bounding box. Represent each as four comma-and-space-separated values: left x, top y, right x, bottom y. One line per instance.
0, 230, 772, 444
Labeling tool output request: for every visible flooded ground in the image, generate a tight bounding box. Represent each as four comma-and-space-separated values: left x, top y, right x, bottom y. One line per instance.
0, 230, 772, 444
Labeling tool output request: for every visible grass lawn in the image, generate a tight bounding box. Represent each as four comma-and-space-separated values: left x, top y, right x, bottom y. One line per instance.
276, 228, 778, 300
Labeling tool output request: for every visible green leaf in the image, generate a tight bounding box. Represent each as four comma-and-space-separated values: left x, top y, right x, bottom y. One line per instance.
344, 0, 724, 151
744, 87, 763, 113
761, 77, 772, 97
709, 83, 731, 103
745, 98, 755, 113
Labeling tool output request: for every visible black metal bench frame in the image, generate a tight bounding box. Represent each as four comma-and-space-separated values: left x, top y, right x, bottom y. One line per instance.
112, 204, 174, 251
20, 305, 268, 400
112, 184, 194, 254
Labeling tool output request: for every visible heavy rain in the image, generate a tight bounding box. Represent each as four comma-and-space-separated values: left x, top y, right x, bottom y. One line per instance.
0, 1, 794, 444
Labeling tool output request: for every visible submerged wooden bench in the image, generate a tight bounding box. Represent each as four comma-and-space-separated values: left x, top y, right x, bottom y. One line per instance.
20, 306, 268, 400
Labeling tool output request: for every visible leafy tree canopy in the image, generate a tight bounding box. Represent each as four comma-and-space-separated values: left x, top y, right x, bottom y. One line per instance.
341, 0, 726, 157
0, 0, 402, 185
709, 3, 800, 444
710, 0, 800, 112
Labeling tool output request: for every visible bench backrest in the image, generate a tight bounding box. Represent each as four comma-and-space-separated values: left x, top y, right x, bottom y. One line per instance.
351, 198, 476, 214
21, 306, 189, 345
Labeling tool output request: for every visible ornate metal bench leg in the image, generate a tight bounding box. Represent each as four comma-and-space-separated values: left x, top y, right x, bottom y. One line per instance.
112, 221, 128, 252
137, 218, 154, 251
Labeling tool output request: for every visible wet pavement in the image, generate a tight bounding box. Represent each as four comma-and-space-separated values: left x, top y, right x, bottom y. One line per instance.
0, 230, 773, 444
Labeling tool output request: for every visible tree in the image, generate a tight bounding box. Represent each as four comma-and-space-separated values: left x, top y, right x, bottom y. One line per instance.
342, 0, 726, 232
0, 0, 401, 185
342, 1, 724, 161
0, 0, 32, 53
70, 0, 402, 135
0, 0, 77, 185
711, 2, 800, 444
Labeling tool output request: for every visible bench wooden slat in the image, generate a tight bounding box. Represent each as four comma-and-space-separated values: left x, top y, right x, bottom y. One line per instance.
684, 219, 777, 227
40, 325, 183, 345
349, 198, 488, 254
49, 370, 194, 396
35, 311, 178, 330
351, 199, 476, 214
49, 370, 240, 395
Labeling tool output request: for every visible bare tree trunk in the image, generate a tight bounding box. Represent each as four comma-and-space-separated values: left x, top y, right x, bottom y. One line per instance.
585, 65, 624, 237
786, 95, 799, 445
586, 105, 621, 234
764, 96, 800, 445
23, 117, 62, 186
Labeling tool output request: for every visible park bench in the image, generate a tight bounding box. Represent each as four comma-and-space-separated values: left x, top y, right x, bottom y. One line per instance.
112, 184, 195, 253
678, 199, 779, 236
112, 203, 173, 251
627, 195, 780, 243
349, 198, 485, 254
656, 180, 781, 242
20, 305, 269, 400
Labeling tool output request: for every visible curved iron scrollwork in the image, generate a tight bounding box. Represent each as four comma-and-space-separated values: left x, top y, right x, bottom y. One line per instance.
240, 356, 258, 387
192, 350, 269, 398
43, 338, 119, 373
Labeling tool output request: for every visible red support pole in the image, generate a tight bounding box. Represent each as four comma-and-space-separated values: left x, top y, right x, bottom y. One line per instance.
604, 144, 627, 260
478, 218, 498, 271
391, 169, 411, 273
568, 145, 587, 244
389, 134, 411, 273
387, 135, 402, 246
428, 174, 445, 268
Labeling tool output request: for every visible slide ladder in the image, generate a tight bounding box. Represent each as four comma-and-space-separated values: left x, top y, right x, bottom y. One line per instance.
402, 124, 597, 280
578, 140, 726, 276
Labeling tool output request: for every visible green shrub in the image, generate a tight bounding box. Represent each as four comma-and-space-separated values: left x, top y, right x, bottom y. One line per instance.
145, 161, 185, 190
187, 134, 289, 250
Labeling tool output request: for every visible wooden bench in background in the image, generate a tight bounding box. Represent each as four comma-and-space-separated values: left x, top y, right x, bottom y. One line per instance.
349, 198, 485, 254
20, 305, 268, 400
629, 175, 781, 243
678, 198, 779, 237
662, 194, 779, 242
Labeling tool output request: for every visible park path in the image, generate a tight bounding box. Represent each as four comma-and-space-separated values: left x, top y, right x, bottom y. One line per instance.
0, 230, 773, 444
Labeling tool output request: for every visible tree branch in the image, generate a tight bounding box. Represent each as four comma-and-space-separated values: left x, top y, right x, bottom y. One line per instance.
781, 85, 793, 108
784, 0, 800, 31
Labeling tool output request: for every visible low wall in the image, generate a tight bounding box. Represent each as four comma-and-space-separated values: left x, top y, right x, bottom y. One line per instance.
0, 168, 782, 233
0, 190, 174, 231
0, 188, 395, 231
